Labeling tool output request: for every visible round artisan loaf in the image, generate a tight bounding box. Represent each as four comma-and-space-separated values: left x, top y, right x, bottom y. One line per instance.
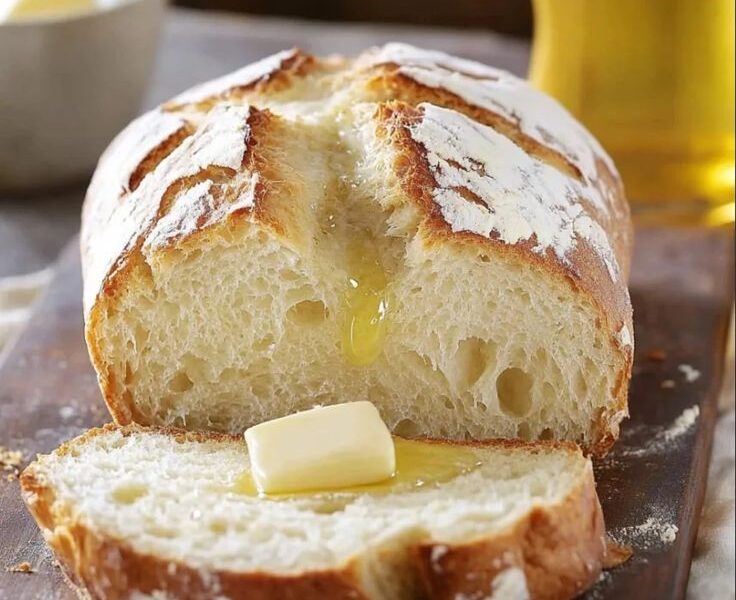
81, 44, 634, 454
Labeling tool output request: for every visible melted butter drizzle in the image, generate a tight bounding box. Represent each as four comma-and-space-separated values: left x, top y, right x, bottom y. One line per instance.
229, 437, 482, 499
340, 231, 390, 366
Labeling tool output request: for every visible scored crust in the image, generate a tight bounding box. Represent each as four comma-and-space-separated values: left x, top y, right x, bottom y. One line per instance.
81, 43, 634, 454
21, 425, 607, 600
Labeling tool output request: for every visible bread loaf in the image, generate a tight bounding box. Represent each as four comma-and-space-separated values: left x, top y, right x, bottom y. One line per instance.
81, 44, 633, 454
21, 424, 608, 600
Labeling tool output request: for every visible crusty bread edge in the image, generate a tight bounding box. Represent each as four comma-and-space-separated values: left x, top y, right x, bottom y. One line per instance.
21, 424, 607, 600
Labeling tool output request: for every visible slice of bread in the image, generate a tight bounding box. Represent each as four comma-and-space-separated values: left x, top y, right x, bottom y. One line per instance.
21, 424, 607, 600
81, 44, 633, 454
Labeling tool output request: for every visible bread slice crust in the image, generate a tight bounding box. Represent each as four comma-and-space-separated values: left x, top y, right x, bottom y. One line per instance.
22, 425, 607, 600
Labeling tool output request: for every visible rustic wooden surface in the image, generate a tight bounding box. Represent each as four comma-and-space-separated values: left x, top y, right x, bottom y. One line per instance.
0, 226, 732, 599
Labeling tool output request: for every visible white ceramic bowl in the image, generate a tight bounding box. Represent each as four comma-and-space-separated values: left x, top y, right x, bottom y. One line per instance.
0, 0, 166, 193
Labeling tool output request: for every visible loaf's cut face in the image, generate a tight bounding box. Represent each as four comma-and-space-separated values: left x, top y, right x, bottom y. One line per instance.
21, 425, 607, 600
82, 44, 633, 454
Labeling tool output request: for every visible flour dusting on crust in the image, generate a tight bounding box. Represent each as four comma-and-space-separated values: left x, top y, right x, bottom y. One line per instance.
490, 567, 529, 600
170, 49, 298, 106
84, 105, 252, 313
616, 323, 633, 348
363, 42, 617, 187
407, 103, 621, 281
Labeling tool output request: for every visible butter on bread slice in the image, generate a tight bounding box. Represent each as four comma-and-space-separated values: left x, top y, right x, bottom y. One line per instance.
21, 424, 608, 600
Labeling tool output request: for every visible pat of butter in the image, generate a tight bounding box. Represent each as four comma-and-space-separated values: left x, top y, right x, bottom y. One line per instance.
244, 401, 396, 494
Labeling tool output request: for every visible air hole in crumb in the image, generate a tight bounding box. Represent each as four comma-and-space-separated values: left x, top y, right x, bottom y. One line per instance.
517, 422, 532, 440
124, 363, 135, 386
253, 335, 275, 351
250, 375, 273, 398
168, 370, 194, 393
574, 369, 589, 397
442, 396, 454, 410
529, 480, 547, 496
311, 500, 352, 514
479, 254, 491, 263
287, 300, 328, 325
496, 367, 533, 418
133, 325, 149, 351
517, 291, 531, 306
368, 386, 386, 405
149, 526, 177, 539
111, 483, 148, 505
209, 520, 227, 534
394, 418, 422, 438
455, 337, 492, 390
539, 428, 554, 440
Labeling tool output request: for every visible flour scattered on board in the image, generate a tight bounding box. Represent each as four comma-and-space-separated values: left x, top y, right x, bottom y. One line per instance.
610, 515, 679, 551
677, 363, 701, 383
615, 405, 700, 458
663, 406, 700, 442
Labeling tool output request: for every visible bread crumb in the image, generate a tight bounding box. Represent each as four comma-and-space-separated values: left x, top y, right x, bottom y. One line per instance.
603, 537, 633, 569
646, 349, 667, 362
615, 405, 699, 458
660, 379, 676, 389
6, 562, 34, 574
0, 446, 23, 471
678, 364, 701, 382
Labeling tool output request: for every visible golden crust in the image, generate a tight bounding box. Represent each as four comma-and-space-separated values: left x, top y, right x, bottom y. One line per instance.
163, 48, 319, 112
21, 425, 606, 600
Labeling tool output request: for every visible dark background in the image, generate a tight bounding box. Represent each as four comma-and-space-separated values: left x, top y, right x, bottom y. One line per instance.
172, 0, 534, 36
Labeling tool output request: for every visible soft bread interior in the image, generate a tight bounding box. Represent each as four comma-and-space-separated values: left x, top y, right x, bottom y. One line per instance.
30, 427, 589, 581
94, 97, 621, 448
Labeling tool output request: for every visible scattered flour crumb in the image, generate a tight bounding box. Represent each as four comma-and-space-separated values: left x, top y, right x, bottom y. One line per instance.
59, 406, 75, 420
6, 562, 34, 574
663, 405, 701, 442
0, 446, 22, 469
615, 405, 700, 457
611, 515, 679, 551
678, 364, 701, 382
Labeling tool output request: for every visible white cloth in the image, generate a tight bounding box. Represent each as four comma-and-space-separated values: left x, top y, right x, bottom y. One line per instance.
0, 269, 51, 351
687, 313, 735, 600
0, 271, 733, 598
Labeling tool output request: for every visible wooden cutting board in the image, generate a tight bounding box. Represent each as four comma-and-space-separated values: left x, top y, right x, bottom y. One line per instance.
0, 226, 732, 600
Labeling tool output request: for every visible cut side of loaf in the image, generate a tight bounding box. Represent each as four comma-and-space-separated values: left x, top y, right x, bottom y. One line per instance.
82, 44, 633, 454
21, 425, 607, 600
